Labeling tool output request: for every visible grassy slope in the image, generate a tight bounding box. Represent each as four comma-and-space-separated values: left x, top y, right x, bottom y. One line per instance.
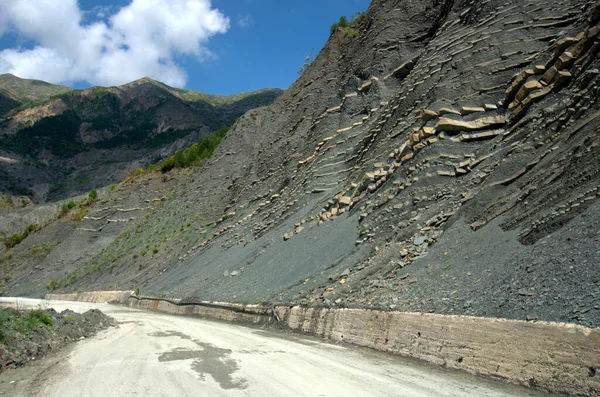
0, 74, 73, 104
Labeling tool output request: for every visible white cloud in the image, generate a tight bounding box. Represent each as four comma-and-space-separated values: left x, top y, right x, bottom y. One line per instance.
0, 0, 229, 87
237, 14, 253, 28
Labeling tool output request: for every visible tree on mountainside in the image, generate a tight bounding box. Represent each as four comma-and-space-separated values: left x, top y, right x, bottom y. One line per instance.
330, 16, 349, 34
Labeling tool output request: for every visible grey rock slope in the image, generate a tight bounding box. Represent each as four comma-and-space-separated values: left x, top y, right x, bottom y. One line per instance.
2, 0, 599, 328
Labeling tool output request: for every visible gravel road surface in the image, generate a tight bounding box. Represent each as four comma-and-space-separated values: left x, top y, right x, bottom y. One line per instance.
0, 298, 544, 397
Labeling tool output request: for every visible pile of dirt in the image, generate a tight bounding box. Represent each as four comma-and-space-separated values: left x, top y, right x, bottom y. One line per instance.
0, 307, 114, 371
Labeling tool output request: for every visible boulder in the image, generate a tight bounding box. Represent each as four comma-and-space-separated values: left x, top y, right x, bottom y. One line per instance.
339, 196, 352, 206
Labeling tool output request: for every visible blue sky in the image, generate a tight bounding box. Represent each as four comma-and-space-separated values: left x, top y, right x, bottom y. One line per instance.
0, 0, 371, 95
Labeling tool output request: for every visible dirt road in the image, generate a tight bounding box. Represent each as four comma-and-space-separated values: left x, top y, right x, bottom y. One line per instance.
0, 298, 543, 396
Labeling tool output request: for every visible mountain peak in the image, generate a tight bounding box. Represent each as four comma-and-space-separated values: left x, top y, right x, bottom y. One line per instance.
130, 76, 159, 84
0, 73, 19, 80
123, 77, 171, 89
0, 73, 73, 104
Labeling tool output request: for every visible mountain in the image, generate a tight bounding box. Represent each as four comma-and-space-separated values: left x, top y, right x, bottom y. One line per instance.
1, 0, 599, 332
0, 75, 282, 201
0, 74, 73, 107
0, 74, 73, 119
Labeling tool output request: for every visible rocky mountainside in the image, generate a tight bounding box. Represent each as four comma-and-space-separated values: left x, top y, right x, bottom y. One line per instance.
1, 0, 599, 329
0, 75, 281, 201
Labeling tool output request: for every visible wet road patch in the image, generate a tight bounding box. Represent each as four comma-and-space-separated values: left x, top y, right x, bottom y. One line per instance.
152, 331, 247, 390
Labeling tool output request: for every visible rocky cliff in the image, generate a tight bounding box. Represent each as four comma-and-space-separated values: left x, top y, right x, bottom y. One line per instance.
1, 0, 599, 329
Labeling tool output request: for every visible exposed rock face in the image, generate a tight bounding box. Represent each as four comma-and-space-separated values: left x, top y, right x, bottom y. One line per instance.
2, 0, 600, 329
0, 76, 282, 201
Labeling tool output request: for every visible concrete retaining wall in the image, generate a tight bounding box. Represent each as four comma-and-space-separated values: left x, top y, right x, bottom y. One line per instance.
45, 291, 599, 396
45, 291, 133, 304
276, 306, 600, 396
127, 296, 274, 325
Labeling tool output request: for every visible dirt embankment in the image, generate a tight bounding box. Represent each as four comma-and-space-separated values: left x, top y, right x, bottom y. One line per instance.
0, 305, 114, 372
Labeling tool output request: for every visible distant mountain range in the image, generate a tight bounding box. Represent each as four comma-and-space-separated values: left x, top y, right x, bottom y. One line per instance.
0, 74, 282, 201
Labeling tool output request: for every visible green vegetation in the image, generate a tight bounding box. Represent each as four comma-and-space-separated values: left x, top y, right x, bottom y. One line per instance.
29, 243, 56, 258
0, 250, 13, 264
57, 189, 97, 223
71, 208, 89, 223
0, 307, 53, 343
0, 90, 21, 116
60, 200, 77, 216
0, 194, 16, 213
126, 168, 145, 180
46, 279, 59, 291
1, 224, 41, 249
0, 110, 84, 157
158, 126, 229, 172
345, 29, 359, 38
47, 270, 81, 291
94, 124, 191, 150
3, 195, 14, 206
330, 12, 364, 37
330, 15, 350, 33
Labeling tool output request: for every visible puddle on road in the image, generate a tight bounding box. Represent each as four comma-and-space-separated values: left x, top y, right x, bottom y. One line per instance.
151, 331, 247, 390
